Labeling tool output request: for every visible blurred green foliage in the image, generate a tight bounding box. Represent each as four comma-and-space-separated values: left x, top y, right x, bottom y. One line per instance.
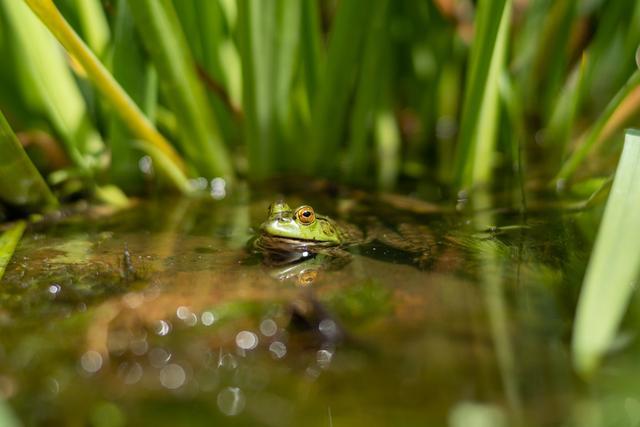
0, 0, 638, 212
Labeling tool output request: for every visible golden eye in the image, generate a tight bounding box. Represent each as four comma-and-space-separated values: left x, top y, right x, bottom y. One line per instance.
296, 206, 315, 224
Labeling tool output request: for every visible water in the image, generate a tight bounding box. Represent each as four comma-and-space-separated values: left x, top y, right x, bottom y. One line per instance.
0, 189, 629, 426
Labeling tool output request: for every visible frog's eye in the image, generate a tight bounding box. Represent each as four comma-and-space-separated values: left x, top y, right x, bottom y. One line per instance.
296, 206, 315, 225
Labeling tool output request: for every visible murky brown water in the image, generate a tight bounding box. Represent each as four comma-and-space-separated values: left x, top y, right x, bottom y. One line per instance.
0, 189, 624, 426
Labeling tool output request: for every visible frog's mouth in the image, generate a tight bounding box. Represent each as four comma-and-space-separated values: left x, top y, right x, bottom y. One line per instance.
261, 233, 337, 245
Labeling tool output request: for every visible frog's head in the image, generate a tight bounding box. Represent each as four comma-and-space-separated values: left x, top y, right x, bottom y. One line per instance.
260, 201, 341, 244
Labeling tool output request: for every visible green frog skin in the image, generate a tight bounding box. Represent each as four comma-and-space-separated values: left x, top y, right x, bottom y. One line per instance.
259, 201, 343, 244
255, 200, 435, 269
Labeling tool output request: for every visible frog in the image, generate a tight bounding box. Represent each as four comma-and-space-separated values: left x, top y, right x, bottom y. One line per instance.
254, 201, 363, 267
254, 200, 438, 271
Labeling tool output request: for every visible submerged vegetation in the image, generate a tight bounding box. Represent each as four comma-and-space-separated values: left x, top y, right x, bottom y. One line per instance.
1, 0, 640, 424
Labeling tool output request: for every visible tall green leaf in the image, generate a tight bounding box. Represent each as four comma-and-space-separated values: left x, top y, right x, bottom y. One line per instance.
544, 54, 589, 173
453, 0, 512, 189
305, 0, 377, 175
299, 0, 322, 107
375, 104, 400, 190
572, 129, 640, 375
23, 0, 191, 193
555, 70, 640, 185
71, 0, 110, 58
2, 0, 105, 173
0, 110, 57, 210
345, 0, 390, 182
108, 0, 157, 192
173, 0, 239, 144
0, 220, 26, 282
126, 0, 235, 183
237, 0, 301, 177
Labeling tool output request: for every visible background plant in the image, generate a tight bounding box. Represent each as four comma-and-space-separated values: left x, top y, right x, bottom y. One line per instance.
0, 0, 638, 215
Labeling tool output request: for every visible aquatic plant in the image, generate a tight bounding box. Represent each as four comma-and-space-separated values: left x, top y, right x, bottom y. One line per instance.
0, 0, 636, 209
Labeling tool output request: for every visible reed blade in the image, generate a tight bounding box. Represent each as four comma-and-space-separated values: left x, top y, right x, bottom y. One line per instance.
572, 129, 640, 375
0, 109, 58, 210
453, 0, 511, 189
0, 220, 26, 282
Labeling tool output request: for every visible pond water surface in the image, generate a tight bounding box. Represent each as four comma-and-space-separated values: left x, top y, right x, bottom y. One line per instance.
0, 187, 637, 426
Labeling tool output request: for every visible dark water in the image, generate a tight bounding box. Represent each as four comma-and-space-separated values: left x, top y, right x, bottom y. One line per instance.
0, 188, 634, 426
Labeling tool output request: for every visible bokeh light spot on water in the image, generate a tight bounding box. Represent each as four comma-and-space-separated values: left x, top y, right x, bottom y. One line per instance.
305, 366, 321, 380
316, 349, 333, 369
122, 292, 144, 309
269, 341, 287, 359
259, 319, 277, 337
201, 311, 215, 326
176, 306, 198, 326
189, 177, 208, 191
217, 387, 246, 416
45, 378, 59, 397
159, 363, 186, 389
318, 319, 338, 339
154, 320, 171, 336
149, 347, 172, 368
210, 178, 226, 200
80, 350, 103, 374
130, 338, 149, 356
176, 306, 190, 319
236, 331, 259, 350
118, 362, 143, 385
138, 156, 153, 175
218, 352, 238, 370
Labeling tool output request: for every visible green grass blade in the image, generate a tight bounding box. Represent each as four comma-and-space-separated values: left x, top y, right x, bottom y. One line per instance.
108, 0, 157, 192
555, 70, 640, 186
299, 0, 322, 105
2, 0, 104, 173
236, 0, 273, 176
375, 106, 400, 190
345, 0, 390, 182
71, 0, 110, 58
0, 110, 58, 210
525, 0, 576, 115
237, 0, 301, 176
544, 54, 589, 172
0, 220, 27, 282
126, 0, 234, 183
498, 72, 527, 209
453, 0, 511, 189
572, 129, 640, 375
436, 61, 463, 183
305, 0, 376, 174
173, 0, 239, 144
23, 0, 191, 193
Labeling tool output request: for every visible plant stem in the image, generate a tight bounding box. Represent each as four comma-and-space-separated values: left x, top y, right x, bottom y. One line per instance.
23, 0, 191, 193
